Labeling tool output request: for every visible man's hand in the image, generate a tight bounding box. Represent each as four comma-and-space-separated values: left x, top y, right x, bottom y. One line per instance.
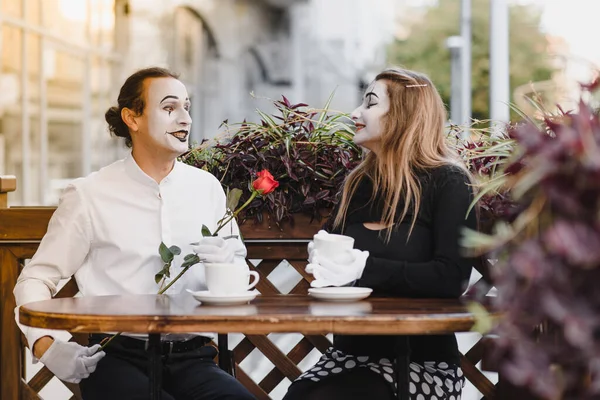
39, 339, 105, 383
192, 237, 246, 264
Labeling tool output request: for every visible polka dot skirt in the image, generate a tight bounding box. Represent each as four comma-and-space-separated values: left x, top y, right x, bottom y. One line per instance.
296, 347, 465, 399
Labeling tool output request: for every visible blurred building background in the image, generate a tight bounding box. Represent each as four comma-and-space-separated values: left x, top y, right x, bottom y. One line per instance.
2, 0, 599, 205
0, 0, 397, 206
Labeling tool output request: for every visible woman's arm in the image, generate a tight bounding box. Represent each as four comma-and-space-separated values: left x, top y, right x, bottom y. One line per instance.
357, 169, 477, 298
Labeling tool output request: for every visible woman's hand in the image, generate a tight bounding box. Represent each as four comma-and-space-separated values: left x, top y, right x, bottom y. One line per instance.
306, 248, 369, 287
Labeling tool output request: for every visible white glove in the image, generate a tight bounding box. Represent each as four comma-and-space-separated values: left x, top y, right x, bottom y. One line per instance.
192, 237, 246, 264
40, 340, 105, 383
306, 230, 329, 271
306, 248, 369, 288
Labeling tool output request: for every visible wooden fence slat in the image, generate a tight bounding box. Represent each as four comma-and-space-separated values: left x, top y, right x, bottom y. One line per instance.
460, 354, 496, 399
247, 335, 303, 382
19, 380, 43, 400
1, 248, 22, 400
287, 260, 312, 282
464, 337, 484, 365
259, 337, 317, 393
253, 260, 282, 277
305, 335, 333, 353
27, 367, 54, 392
233, 337, 256, 363
289, 279, 311, 295
236, 365, 271, 400
248, 263, 281, 295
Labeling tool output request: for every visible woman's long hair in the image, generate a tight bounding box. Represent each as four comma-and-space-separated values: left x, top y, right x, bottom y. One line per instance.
333, 67, 468, 242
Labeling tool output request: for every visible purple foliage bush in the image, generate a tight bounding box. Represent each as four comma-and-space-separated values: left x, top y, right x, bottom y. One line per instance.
182, 96, 361, 227
466, 80, 600, 399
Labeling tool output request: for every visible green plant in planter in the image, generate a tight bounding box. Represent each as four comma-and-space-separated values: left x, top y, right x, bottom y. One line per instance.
461, 79, 600, 399
182, 95, 362, 226
448, 123, 520, 235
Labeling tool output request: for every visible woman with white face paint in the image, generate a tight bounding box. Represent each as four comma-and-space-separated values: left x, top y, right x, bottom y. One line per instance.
14, 67, 255, 400
284, 67, 477, 400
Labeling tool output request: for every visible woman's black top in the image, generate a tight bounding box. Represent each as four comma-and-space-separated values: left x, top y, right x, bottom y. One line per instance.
326, 164, 477, 364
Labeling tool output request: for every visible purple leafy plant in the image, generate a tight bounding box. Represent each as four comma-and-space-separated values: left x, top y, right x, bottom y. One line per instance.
450, 123, 521, 234
462, 79, 600, 399
181, 95, 361, 228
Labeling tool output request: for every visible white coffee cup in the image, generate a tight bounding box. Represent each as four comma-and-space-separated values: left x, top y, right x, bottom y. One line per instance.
205, 263, 260, 295
313, 233, 355, 259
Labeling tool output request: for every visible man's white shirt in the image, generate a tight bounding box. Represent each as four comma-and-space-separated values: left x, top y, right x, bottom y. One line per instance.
14, 154, 247, 348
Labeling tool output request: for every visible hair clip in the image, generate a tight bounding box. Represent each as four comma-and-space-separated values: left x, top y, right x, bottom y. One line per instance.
405, 84, 428, 88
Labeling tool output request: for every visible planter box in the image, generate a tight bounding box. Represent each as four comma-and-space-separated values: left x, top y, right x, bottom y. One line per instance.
239, 212, 330, 240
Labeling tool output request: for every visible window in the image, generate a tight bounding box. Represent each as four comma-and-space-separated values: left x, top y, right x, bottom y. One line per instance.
0, 0, 122, 205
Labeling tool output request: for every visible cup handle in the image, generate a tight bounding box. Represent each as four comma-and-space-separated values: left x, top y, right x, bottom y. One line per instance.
246, 271, 260, 291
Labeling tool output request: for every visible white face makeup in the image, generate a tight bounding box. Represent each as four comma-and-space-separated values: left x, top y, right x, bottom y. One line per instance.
136, 77, 192, 156
350, 80, 390, 153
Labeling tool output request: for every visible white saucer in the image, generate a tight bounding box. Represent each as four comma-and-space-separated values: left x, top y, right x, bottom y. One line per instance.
308, 287, 373, 302
186, 289, 259, 305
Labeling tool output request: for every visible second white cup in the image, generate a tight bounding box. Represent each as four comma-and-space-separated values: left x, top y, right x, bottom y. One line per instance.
313, 233, 355, 259
205, 263, 260, 295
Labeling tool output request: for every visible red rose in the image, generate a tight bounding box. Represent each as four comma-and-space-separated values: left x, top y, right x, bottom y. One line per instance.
252, 170, 279, 195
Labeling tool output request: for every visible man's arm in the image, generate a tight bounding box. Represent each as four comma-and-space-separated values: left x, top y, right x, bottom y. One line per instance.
14, 183, 92, 358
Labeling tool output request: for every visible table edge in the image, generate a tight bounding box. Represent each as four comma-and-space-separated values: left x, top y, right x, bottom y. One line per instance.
20, 307, 479, 335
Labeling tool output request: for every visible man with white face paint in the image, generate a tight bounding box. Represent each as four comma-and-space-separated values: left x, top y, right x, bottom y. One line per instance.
14, 67, 256, 399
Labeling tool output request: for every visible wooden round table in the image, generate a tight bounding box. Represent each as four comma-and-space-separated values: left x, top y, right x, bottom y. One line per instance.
20, 294, 480, 400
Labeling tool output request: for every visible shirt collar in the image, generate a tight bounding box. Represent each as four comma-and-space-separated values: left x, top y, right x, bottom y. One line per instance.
123, 152, 182, 188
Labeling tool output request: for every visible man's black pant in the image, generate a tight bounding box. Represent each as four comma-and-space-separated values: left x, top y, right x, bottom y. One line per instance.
80, 334, 255, 400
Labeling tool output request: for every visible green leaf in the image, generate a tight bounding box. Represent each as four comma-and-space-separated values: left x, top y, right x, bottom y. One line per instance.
466, 173, 508, 217
256, 109, 282, 136
158, 242, 174, 263
183, 253, 197, 261
201, 224, 213, 237
460, 227, 502, 255
181, 254, 201, 269
155, 272, 164, 284
317, 90, 336, 126
169, 245, 181, 256
467, 302, 495, 334
164, 265, 171, 278
509, 102, 538, 127
226, 188, 243, 212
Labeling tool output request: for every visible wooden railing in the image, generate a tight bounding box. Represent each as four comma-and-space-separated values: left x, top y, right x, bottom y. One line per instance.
0, 176, 497, 400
